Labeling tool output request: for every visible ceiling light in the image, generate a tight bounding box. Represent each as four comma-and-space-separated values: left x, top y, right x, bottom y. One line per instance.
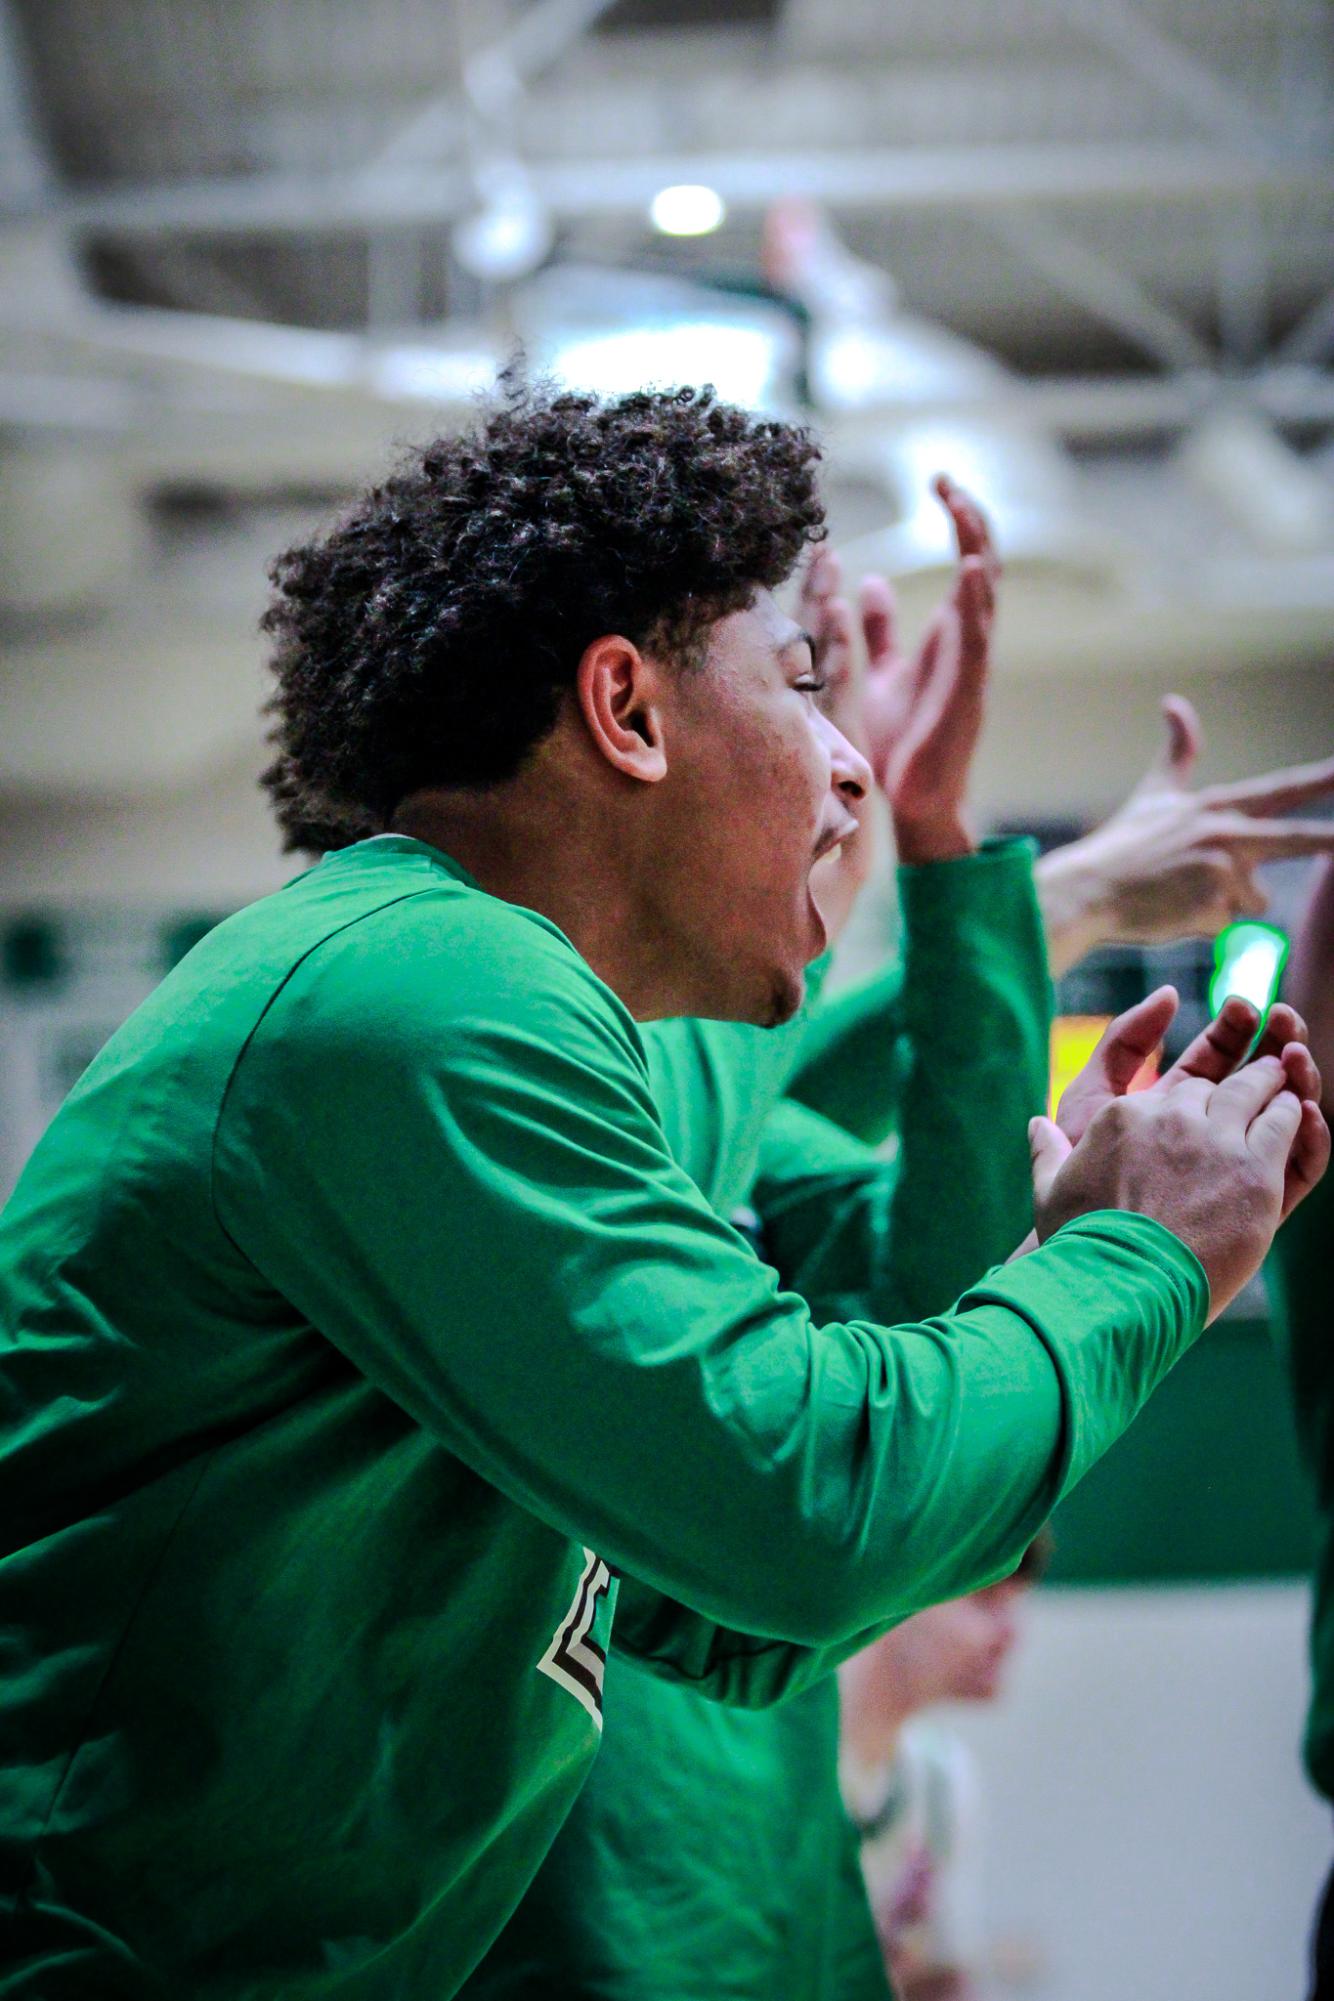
649, 185, 726, 238
451, 197, 553, 283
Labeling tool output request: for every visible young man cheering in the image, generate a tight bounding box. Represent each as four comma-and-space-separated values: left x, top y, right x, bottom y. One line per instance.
0, 382, 1324, 1999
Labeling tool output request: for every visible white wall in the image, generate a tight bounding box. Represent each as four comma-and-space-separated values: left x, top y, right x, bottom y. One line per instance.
0, 744, 296, 907
2, 663, 1329, 909
948, 1584, 1329, 2001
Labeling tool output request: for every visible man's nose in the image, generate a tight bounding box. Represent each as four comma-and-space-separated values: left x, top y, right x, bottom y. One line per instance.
823, 714, 871, 804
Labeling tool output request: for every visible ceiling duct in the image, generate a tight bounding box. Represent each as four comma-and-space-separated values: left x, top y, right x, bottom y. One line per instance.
1176, 406, 1334, 557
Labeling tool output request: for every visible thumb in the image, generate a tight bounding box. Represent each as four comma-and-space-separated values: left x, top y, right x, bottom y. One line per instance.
1135, 694, 1201, 797
1057, 985, 1178, 1141
1029, 1115, 1073, 1208
1160, 695, 1202, 784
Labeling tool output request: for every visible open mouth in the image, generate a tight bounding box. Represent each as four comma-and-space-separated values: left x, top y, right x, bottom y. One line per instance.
812, 819, 858, 868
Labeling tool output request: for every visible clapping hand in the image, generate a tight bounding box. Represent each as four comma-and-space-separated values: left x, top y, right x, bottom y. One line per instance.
1021, 986, 1328, 1316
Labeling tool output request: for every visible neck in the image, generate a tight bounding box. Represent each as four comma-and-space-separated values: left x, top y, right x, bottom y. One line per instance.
394, 767, 682, 1020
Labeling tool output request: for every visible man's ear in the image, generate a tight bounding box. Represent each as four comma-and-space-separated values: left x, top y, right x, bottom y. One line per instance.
574, 634, 669, 784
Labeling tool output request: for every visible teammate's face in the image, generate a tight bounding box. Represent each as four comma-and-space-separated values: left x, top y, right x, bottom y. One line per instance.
886, 1584, 1027, 1708
648, 591, 869, 1025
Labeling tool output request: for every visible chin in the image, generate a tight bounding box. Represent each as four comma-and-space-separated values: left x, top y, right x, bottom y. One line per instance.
761, 969, 804, 1028
805, 890, 830, 961
742, 957, 806, 1029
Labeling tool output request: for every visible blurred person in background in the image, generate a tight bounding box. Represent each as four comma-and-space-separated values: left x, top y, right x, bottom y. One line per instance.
839, 1535, 1051, 2001
1268, 857, 1334, 2001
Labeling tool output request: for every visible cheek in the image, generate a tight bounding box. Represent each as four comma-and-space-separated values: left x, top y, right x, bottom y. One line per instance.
748, 717, 828, 857
678, 682, 829, 888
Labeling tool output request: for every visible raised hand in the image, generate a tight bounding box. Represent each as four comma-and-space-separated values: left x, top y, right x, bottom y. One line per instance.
863, 476, 999, 866
799, 479, 999, 931
1035, 698, 1334, 976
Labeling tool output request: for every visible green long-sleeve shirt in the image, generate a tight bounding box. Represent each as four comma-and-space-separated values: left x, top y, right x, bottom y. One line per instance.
466, 840, 1054, 2001
0, 835, 1206, 1999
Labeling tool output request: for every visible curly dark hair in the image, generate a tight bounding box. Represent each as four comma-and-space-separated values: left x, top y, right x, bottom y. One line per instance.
260, 378, 825, 849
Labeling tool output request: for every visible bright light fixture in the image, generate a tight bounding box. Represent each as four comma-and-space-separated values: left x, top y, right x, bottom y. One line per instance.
451, 193, 553, 283
649, 185, 726, 237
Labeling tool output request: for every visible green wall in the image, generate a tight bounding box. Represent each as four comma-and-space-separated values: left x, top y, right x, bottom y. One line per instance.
1049, 1316, 1318, 1586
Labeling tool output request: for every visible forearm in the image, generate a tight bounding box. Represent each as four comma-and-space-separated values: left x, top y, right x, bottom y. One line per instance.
1033, 840, 1118, 979
1269, 858, 1334, 1486
1285, 858, 1334, 1089
890, 837, 1050, 1307
610, 1571, 900, 1707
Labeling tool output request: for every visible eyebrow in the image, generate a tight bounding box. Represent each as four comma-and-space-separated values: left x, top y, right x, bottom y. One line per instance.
780, 628, 818, 665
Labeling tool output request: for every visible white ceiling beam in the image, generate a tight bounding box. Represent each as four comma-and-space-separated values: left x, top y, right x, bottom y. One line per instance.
4, 141, 1325, 239
6, 351, 1334, 475
1048, 0, 1286, 155
986, 208, 1215, 373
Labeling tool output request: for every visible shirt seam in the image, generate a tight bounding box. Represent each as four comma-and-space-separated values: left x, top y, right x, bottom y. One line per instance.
207, 887, 451, 1272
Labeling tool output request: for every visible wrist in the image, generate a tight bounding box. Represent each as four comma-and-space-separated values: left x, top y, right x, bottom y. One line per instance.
891, 811, 976, 867
1034, 840, 1116, 978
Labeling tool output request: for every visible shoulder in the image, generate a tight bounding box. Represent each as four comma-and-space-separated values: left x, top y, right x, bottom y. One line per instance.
242, 875, 651, 1096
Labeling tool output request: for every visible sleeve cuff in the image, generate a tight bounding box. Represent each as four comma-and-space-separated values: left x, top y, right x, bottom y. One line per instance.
958, 1208, 1209, 1500
896, 836, 1049, 1046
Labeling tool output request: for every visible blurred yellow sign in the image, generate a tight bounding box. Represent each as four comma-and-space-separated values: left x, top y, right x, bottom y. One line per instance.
1049, 1014, 1158, 1118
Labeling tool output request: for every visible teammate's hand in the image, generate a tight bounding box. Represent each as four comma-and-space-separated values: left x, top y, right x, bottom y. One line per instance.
1030, 1046, 1330, 1320
1035, 700, 1334, 976
802, 478, 999, 930
864, 477, 998, 866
